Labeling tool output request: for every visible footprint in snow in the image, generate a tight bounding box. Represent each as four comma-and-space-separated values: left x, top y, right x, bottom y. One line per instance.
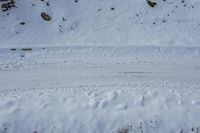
10, 107, 20, 113
115, 104, 128, 111
59, 97, 67, 102
5, 100, 15, 108
134, 95, 145, 106
88, 99, 99, 109
191, 100, 200, 105
98, 99, 109, 109
41, 103, 49, 109
177, 100, 183, 105
106, 91, 118, 101
65, 98, 76, 105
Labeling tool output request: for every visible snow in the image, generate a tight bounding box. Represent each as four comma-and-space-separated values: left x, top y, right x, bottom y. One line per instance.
0, 80, 200, 133
0, 0, 200, 47
1, 0, 200, 132
0, 47, 200, 132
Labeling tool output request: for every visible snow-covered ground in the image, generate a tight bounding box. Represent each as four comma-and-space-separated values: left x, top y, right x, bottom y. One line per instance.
1, 0, 200, 132
0, 0, 200, 47
0, 46, 200, 133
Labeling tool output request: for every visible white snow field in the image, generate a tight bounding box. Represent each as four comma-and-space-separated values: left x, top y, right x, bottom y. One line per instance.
0, 0, 200, 47
0, 46, 200, 133
1, 0, 200, 133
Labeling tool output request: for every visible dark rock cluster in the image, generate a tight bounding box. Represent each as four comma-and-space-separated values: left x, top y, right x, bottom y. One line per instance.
0, 0, 15, 11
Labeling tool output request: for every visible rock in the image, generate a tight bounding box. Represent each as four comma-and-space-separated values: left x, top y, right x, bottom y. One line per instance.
41, 12, 51, 21
110, 7, 115, 10
1, 0, 15, 12
147, 0, 157, 8
117, 128, 129, 133
20, 22, 25, 25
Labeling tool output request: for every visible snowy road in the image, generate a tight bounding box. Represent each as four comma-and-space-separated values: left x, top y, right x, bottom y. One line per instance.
1, 46, 200, 91
0, 46, 200, 133
1, 63, 200, 93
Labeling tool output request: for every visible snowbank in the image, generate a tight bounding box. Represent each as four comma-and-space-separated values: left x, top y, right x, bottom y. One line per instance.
1, 83, 200, 133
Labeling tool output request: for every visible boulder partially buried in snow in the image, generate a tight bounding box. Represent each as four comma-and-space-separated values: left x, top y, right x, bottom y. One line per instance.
41, 12, 51, 21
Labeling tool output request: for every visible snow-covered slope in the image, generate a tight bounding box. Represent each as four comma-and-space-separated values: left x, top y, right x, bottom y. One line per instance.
1, 1, 200, 133
0, 0, 200, 47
